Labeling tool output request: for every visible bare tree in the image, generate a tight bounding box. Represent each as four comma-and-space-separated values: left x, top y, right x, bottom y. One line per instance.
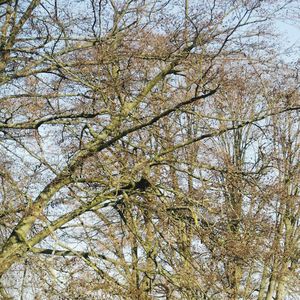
0, 0, 299, 299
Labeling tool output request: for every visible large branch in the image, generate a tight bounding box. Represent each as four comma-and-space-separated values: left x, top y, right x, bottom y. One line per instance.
0, 177, 151, 276
0, 112, 105, 130
30, 247, 126, 286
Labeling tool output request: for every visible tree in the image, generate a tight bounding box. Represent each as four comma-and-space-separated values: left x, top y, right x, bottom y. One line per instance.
0, 0, 299, 299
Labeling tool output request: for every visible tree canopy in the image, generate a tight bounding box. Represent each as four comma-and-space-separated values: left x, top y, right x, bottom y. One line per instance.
0, 0, 300, 299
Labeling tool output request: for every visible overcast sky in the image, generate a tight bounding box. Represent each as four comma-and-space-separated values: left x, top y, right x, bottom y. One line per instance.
276, 19, 300, 61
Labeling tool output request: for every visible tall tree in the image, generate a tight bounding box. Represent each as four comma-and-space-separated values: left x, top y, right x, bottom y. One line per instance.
0, 0, 299, 299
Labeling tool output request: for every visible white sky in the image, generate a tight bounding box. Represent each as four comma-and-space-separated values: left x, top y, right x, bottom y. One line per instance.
276, 20, 300, 60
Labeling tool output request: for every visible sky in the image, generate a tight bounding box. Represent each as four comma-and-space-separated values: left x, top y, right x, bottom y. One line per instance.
276, 20, 300, 61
